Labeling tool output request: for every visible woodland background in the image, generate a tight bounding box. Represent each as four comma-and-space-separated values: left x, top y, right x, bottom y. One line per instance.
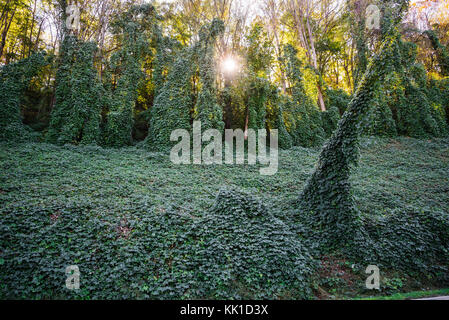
1, 0, 448, 147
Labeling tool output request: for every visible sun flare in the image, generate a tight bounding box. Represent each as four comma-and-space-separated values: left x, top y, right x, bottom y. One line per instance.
222, 56, 238, 74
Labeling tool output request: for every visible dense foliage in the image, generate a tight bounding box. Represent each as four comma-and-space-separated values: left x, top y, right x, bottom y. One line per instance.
356, 207, 449, 275
192, 19, 225, 132
46, 37, 103, 145
145, 48, 194, 151
3, 1, 448, 149
281, 44, 326, 147
0, 52, 47, 142
364, 39, 448, 138
104, 4, 156, 147
269, 87, 293, 149
191, 188, 316, 299
1, 136, 448, 299
245, 22, 272, 132
146, 18, 225, 151
298, 2, 407, 250
425, 30, 449, 77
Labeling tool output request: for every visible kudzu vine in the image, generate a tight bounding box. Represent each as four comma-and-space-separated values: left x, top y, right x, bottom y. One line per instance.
281, 44, 325, 147
425, 30, 449, 77
146, 19, 225, 150
192, 19, 225, 132
146, 48, 194, 151
364, 38, 448, 138
0, 52, 48, 142
104, 4, 156, 147
46, 37, 103, 145
268, 86, 293, 149
245, 22, 272, 132
297, 1, 410, 250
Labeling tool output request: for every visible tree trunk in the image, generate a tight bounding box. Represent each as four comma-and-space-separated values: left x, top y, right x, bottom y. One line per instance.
305, 15, 326, 111
0, 9, 16, 60
223, 78, 233, 129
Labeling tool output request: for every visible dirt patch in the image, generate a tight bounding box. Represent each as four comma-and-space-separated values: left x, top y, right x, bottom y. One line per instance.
315, 255, 360, 299
117, 218, 132, 239
386, 140, 404, 150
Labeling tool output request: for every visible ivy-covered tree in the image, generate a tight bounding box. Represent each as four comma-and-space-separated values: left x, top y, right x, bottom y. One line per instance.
46, 37, 103, 145
245, 22, 272, 132
270, 88, 293, 149
247, 78, 270, 131
46, 0, 105, 145
424, 30, 449, 77
192, 19, 225, 132
281, 44, 325, 147
152, 24, 181, 99
349, 0, 369, 89
104, 4, 156, 147
395, 49, 444, 138
147, 19, 225, 151
0, 51, 47, 141
297, 0, 410, 250
363, 83, 397, 137
427, 78, 449, 128
146, 48, 194, 151
364, 39, 447, 138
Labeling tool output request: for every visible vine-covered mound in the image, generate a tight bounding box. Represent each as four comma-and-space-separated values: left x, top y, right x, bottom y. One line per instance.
354, 207, 449, 278
0, 188, 316, 299
0, 187, 316, 299
193, 189, 317, 299
294, 204, 449, 279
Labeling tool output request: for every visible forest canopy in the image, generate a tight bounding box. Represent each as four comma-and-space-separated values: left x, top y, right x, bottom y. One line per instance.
1, 0, 448, 146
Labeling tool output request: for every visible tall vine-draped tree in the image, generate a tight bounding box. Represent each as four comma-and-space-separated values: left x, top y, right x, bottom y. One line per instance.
298, 0, 410, 250
46, 36, 103, 145
351, 0, 396, 136
145, 48, 194, 151
268, 86, 293, 149
0, 51, 47, 141
362, 77, 398, 137
363, 9, 447, 138
46, 0, 104, 145
147, 18, 226, 151
151, 24, 180, 99
348, 0, 370, 89
349, 1, 447, 139
393, 40, 447, 137
244, 22, 272, 133
424, 30, 449, 77
281, 44, 325, 147
104, 4, 156, 147
192, 18, 225, 132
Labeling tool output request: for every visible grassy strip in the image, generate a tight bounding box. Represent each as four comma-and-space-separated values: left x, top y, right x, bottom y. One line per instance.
354, 288, 449, 300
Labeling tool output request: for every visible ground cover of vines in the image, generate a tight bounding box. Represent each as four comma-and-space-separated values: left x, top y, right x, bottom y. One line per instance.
1, 136, 448, 299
